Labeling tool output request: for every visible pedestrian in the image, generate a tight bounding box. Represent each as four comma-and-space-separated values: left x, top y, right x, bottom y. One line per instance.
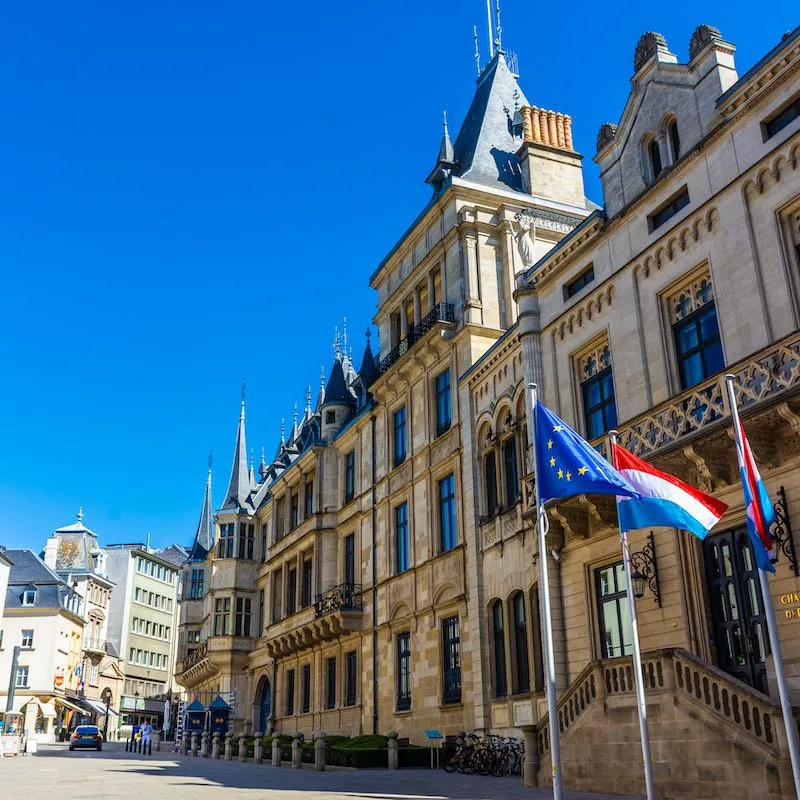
141, 721, 153, 748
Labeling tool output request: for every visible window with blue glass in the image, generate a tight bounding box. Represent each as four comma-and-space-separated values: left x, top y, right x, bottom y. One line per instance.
673, 302, 724, 390
582, 367, 618, 440
344, 450, 355, 503
438, 473, 457, 553
435, 369, 452, 437
393, 406, 407, 468
395, 502, 409, 573
502, 435, 520, 507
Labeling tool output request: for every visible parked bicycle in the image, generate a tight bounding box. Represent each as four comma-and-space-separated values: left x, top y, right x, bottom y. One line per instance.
441, 732, 524, 777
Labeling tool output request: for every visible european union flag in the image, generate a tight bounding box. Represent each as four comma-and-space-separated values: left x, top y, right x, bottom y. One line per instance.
535, 402, 638, 503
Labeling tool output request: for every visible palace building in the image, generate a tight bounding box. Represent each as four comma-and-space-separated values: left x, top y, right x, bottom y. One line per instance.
175, 22, 800, 799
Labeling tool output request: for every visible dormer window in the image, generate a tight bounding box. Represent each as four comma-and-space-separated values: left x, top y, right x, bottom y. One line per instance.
22, 589, 36, 606
667, 118, 680, 162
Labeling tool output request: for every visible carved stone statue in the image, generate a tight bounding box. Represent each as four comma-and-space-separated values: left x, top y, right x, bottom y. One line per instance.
515, 214, 536, 269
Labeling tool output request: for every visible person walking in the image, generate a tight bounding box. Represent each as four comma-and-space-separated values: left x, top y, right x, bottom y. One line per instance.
141, 721, 153, 749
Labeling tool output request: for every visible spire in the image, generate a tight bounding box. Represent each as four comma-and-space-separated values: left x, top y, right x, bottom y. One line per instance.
333, 327, 341, 360
316, 365, 326, 411
305, 385, 312, 416
292, 403, 299, 438
222, 382, 251, 511
494, 0, 503, 54
359, 327, 380, 391
426, 111, 457, 192
258, 446, 268, 479
474, 24, 481, 76
190, 460, 214, 559
280, 418, 285, 447
249, 448, 256, 489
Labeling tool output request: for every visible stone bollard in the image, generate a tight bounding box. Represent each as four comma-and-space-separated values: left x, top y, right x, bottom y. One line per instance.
238, 734, 246, 762
201, 731, 208, 758
153, 731, 161, 752
181, 733, 189, 755
292, 733, 303, 769
271, 736, 282, 767
190, 731, 198, 757
224, 732, 233, 761
387, 731, 399, 770
254, 732, 263, 765
520, 725, 540, 788
212, 731, 220, 759
314, 731, 326, 772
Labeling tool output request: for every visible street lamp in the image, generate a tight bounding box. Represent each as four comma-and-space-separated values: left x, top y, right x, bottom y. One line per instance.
631, 569, 646, 599
101, 688, 112, 741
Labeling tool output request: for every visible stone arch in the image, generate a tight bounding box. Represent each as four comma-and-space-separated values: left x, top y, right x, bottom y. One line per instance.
389, 600, 413, 622
433, 582, 460, 607
252, 673, 272, 735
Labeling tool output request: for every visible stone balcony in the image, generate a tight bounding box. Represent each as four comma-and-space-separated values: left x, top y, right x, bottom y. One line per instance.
378, 303, 455, 374
82, 636, 108, 661
175, 635, 254, 689
263, 583, 364, 658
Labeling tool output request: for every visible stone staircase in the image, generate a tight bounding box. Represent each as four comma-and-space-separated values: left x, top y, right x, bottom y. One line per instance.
532, 648, 797, 799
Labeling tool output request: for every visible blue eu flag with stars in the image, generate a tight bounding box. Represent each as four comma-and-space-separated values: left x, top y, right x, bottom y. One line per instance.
535, 402, 638, 504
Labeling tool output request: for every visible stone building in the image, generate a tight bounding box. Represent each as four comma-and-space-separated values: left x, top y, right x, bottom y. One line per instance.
174, 21, 800, 798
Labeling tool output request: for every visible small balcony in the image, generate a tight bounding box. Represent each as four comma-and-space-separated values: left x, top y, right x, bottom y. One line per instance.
82, 636, 108, 660
315, 583, 363, 617
378, 303, 455, 374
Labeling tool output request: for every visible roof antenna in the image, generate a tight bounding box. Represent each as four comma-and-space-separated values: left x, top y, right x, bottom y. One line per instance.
486, 0, 494, 59
473, 24, 481, 75
494, 0, 503, 53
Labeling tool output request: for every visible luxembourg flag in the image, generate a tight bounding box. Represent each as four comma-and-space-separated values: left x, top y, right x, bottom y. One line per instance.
611, 443, 728, 540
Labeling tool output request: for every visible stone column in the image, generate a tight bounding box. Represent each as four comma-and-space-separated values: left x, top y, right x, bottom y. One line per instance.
254, 732, 263, 764
272, 736, 282, 767
212, 731, 220, 759
520, 725, 540, 788
224, 731, 233, 761
538, 109, 549, 145
413, 287, 421, 326
555, 113, 566, 149
460, 229, 482, 325
547, 111, 558, 147
520, 105, 533, 142
238, 734, 247, 762
190, 731, 198, 757
427, 271, 436, 311
440, 258, 448, 306
563, 115, 573, 150
200, 730, 208, 757
292, 733, 303, 769
387, 731, 399, 770
314, 731, 326, 772
400, 303, 409, 341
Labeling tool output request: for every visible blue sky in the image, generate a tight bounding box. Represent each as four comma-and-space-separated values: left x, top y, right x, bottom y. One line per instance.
0, 1, 796, 552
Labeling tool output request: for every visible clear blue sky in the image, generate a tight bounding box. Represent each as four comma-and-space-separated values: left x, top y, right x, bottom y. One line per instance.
0, 1, 795, 552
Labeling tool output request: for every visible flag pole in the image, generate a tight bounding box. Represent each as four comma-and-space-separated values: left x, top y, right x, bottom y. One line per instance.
724, 375, 800, 796
526, 382, 563, 800
609, 431, 656, 800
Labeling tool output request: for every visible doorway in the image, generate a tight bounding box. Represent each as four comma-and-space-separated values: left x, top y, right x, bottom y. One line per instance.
703, 527, 770, 693
256, 676, 271, 734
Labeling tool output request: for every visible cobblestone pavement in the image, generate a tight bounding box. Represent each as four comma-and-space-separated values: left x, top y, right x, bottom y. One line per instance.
0, 743, 643, 800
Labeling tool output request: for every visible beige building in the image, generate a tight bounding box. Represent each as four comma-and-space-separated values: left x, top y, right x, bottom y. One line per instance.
0, 550, 85, 741
175, 21, 800, 798
0, 550, 10, 635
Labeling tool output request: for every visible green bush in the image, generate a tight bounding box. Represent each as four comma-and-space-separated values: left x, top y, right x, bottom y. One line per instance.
337, 734, 388, 750
327, 746, 388, 768
399, 745, 433, 768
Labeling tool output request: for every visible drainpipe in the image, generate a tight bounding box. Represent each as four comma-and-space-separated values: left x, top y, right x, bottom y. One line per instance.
371, 414, 378, 736
5, 646, 20, 713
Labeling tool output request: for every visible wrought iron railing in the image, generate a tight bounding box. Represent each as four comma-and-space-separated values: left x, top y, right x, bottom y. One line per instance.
314, 583, 363, 618
182, 639, 208, 670
82, 636, 107, 653
378, 303, 455, 373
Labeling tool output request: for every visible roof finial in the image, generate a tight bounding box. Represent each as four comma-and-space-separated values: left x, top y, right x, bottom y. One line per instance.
486, 0, 494, 59
240, 378, 247, 420
280, 418, 285, 446
343, 317, 348, 350
305, 385, 312, 413
208, 450, 213, 472
77, 506, 84, 523
494, 0, 503, 53
473, 24, 481, 76
365, 326, 371, 342
293, 403, 298, 425
250, 448, 254, 470
443, 110, 449, 137
333, 326, 341, 359
320, 364, 325, 389
260, 446, 265, 465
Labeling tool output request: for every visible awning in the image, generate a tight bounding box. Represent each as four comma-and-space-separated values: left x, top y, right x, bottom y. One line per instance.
84, 699, 118, 717
56, 697, 86, 714
35, 701, 57, 717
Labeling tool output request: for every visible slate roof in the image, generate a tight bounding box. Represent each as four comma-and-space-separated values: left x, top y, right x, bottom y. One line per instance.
323, 359, 356, 406
4, 548, 79, 612
188, 469, 215, 560
155, 543, 189, 567
221, 401, 253, 513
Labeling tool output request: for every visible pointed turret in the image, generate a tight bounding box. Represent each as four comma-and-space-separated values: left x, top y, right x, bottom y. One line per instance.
189, 464, 214, 560
425, 111, 458, 193
222, 386, 251, 511
359, 328, 380, 390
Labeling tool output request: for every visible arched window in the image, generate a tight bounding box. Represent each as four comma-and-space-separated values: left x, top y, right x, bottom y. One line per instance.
491, 600, 507, 697
511, 591, 530, 693
648, 139, 662, 180
503, 434, 520, 507
667, 119, 680, 162
485, 450, 498, 516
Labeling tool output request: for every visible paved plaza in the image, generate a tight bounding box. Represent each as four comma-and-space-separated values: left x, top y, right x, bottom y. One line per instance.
0, 743, 642, 799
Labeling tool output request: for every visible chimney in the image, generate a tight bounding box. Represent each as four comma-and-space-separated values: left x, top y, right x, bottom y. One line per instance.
43, 536, 59, 569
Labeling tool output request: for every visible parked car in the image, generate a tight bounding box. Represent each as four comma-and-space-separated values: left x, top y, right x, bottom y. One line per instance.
69, 725, 103, 751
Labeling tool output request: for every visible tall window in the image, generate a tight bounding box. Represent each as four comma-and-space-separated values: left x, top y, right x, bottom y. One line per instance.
21, 629, 34, 648
438, 473, 457, 553
596, 562, 633, 658
442, 616, 461, 704
491, 601, 507, 697
304, 479, 314, 518
290, 493, 299, 529
326, 656, 337, 709
503, 436, 519, 507
238, 523, 254, 559
673, 303, 724, 389
345, 650, 357, 706
286, 669, 295, 715
582, 367, 617, 439
396, 632, 411, 711
512, 592, 530, 693
393, 406, 407, 467
485, 451, 498, 516
344, 450, 356, 503
188, 568, 204, 599
435, 369, 452, 437
301, 558, 313, 608
667, 118, 680, 161
218, 524, 235, 559
235, 597, 252, 636
287, 568, 298, 615
301, 664, 311, 714
275, 498, 286, 539
213, 597, 231, 636
395, 502, 409, 573
344, 534, 355, 585
258, 589, 265, 636
260, 525, 268, 563
15, 666, 29, 688
648, 138, 662, 180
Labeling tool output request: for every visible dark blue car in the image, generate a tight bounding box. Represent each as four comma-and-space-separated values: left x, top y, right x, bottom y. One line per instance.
69, 724, 103, 751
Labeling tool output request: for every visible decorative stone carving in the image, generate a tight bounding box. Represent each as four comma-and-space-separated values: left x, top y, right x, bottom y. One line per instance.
667, 273, 714, 324
596, 123, 617, 153
689, 25, 722, 60
514, 213, 536, 269
633, 31, 668, 73
577, 342, 612, 381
